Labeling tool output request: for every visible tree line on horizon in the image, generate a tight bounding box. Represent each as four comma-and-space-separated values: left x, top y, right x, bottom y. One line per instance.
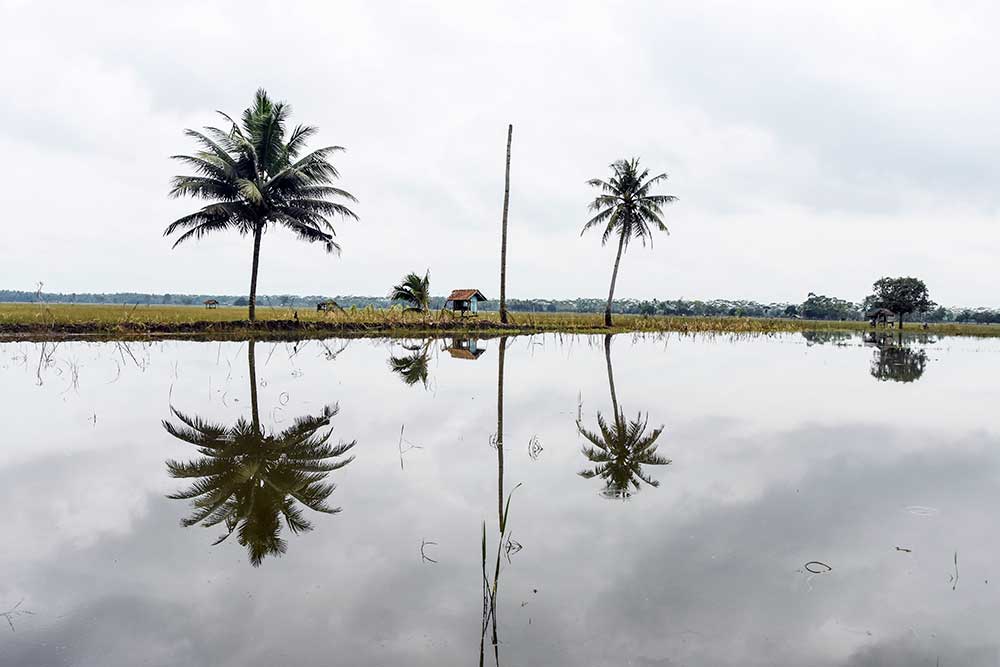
6, 288, 998, 324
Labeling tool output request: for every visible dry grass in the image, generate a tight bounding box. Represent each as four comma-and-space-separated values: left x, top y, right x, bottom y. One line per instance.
1, 302, 998, 339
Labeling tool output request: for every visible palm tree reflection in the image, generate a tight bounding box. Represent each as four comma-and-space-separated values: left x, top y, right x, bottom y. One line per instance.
576, 334, 670, 499
388, 341, 432, 388
163, 340, 356, 566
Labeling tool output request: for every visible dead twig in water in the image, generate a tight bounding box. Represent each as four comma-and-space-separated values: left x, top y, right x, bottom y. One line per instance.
420, 539, 438, 564
398, 425, 423, 471
1, 599, 34, 632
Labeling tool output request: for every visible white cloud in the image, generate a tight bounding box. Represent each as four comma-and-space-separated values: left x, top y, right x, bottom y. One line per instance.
1, 0, 998, 306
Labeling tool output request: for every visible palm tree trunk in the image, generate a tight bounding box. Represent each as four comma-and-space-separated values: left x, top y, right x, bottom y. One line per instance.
605, 231, 626, 327
604, 333, 620, 424
499, 124, 512, 325
248, 226, 263, 322
248, 341, 260, 434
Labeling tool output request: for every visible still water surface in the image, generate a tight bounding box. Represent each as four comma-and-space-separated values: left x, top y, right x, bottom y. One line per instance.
1, 332, 999, 666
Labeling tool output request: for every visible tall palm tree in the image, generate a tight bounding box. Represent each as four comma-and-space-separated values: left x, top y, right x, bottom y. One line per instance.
165, 89, 358, 321
162, 341, 356, 566
576, 335, 670, 499
582, 158, 677, 326
499, 124, 512, 325
388, 271, 431, 313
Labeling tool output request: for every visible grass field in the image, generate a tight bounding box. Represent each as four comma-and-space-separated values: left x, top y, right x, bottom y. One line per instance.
1, 302, 997, 340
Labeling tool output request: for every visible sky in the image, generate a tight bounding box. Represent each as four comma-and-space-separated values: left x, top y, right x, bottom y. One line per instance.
2, 0, 998, 307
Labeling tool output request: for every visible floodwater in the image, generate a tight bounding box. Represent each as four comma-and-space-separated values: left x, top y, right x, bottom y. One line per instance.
1, 331, 999, 666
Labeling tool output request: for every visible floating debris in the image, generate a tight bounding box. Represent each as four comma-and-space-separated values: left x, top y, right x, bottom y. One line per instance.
504, 537, 523, 563
804, 561, 832, 574
527, 436, 543, 460
905, 506, 940, 517
420, 539, 438, 564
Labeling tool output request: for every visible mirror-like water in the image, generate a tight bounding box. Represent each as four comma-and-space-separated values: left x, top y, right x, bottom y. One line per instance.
2, 332, 999, 666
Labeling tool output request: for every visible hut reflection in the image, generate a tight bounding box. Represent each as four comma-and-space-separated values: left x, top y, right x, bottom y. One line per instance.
445, 338, 486, 360
162, 340, 356, 566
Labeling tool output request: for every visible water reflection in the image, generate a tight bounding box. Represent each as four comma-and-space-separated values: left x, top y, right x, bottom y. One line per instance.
388, 341, 433, 388
161, 341, 357, 566
800, 330, 854, 346
481, 335, 514, 666
446, 337, 486, 360
576, 334, 670, 499
865, 332, 929, 383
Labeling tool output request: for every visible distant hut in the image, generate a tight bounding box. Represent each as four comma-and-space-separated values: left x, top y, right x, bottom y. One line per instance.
203, 299, 219, 309
867, 307, 894, 328
445, 338, 486, 360
445, 289, 487, 317
316, 299, 343, 312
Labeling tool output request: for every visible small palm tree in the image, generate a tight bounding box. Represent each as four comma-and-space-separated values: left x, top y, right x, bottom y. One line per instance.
165, 88, 358, 321
582, 158, 677, 326
389, 270, 431, 313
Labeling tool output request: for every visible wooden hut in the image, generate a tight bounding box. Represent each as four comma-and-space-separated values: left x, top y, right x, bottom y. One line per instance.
867, 307, 895, 328
445, 338, 485, 360
203, 299, 219, 309
316, 300, 343, 312
445, 289, 487, 317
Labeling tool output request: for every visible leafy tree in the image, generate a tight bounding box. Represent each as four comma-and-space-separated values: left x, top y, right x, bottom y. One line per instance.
576, 335, 670, 499
800, 292, 860, 321
232, 296, 249, 307
926, 306, 950, 322
582, 158, 677, 326
162, 341, 356, 565
784, 305, 798, 317
389, 270, 431, 312
865, 277, 934, 329
165, 88, 358, 321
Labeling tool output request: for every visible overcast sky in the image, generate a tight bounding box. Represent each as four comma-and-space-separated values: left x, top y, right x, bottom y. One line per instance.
2, 1, 998, 306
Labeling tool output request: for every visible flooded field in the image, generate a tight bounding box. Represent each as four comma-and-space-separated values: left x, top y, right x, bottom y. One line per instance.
1, 332, 999, 666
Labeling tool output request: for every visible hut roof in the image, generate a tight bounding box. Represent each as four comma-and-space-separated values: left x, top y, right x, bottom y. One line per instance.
204, 299, 219, 304
446, 289, 487, 302
447, 348, 485, 360
867, 308, 895, 317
